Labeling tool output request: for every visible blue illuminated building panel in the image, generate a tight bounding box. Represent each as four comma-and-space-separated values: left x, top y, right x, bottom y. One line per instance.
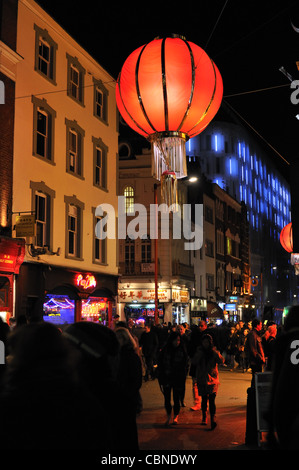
186, 122, 291, 235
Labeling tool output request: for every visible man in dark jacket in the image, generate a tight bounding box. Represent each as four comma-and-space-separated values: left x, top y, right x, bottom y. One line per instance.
139, 324, 158, 381
246, 318, 265, 387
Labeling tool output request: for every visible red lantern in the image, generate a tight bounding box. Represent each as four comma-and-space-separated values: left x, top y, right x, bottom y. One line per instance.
116, 35, 223, 203
280, 222, 293, 253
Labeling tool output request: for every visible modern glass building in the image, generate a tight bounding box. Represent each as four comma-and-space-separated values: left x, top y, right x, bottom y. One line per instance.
186, 104, 295, 320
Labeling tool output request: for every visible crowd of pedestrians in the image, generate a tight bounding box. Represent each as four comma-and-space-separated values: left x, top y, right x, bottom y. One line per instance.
0, 306, 298, 450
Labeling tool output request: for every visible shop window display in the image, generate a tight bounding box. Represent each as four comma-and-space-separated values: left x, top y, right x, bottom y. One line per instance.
43, 295, 75, 326
81, 297, 108, 324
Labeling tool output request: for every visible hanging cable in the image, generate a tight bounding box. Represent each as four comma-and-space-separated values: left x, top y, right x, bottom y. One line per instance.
205, 0, 229, 50
224, 99, 291, 166
224, 83, 291, 98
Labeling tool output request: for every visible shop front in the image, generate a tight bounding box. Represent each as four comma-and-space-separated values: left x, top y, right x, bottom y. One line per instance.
224, 295, 242, 323
190, 297, 207, 325
0, 237, 25, 323
172, 286, 190, 325
206, 301, 224, 325
118, 286, 171, 324
15, 263, 117, 328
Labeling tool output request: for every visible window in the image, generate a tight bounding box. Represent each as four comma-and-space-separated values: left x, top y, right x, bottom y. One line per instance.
38, 39, 50, 77
216, 231, 224, 255
93, 78, 109, 124
141, 235, 151, 263
35, 192, 47, 248
70, 65, 80, 100
95, 147, 103, 186
68, 205, 77, 257
226, 237, 232, 256
36, 109, 48, 158
30, 181, 55, 250
205, 240, 214, 257
32, 96, 56, 163
206, 274, 214, 291
66, 119, 85, 178
124, 186, 134, 215
92, 137, 108, 189
69, 130, 79, 173
205, 205, 214, 224
66, 54, 85, 105
125, 236, 135, 274
65, 195, 84, 259
94, 216, 106, 264
34, 25, 57, 84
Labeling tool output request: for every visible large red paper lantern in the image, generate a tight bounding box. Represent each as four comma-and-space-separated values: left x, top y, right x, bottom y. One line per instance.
116, 35, 223, 204
280, 222, 293, 253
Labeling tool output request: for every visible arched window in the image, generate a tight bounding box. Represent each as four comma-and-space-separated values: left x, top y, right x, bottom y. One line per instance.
124, 186, 134, 214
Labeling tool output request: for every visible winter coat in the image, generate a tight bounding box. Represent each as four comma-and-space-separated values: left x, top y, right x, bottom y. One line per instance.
157, 343, 188, 388
246, 329, 265, 367
192, 346, 224, 395
139, 330, 158, 357
116, 346, 143, 414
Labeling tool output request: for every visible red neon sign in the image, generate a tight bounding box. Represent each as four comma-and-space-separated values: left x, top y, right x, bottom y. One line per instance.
75, 274, 97, 290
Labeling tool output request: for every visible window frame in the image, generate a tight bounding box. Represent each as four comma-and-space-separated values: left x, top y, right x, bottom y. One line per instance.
66, 54, 85, 106
64, 195, 85, 260
65, 119, 85, 179
141, 235, 151, 263
34, 24, 57, 85
92, 136, 108, 190
30, 181, 56, 251
124, 186, 135, 215
32, 96, 56, 165
93, 77, 109, 124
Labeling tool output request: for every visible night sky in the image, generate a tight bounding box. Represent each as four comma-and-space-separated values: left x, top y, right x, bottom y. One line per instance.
36, 0, 299, 182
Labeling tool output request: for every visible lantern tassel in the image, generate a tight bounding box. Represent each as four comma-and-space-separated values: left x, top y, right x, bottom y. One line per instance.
151, 134, 188, 181
161, 170, 178, 208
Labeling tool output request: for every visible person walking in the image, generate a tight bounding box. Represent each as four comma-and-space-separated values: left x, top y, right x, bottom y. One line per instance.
157, 331, 188, 426
246, 318, 265, 387
139, 324, 158, 381
263, 323, 277, 371
192, 333, 225, 430
188, 320, 207, 411
225, 326, 239, 370
237, 327, 250, 372
177, 324, 190, 407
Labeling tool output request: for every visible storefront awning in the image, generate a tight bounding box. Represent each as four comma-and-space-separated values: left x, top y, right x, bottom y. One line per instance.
207, 301, 224, 319
0, 237, 25, 274
89, 287, 115, 300
46, 284, 81, 300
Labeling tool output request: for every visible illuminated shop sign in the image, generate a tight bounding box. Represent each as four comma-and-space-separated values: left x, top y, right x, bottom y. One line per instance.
225, 303, 237, 311
118, 288, 171, 302
172, 288, 189, 303
75, 274, 97, 290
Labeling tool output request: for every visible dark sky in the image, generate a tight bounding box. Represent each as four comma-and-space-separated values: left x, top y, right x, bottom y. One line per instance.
36, 0, 299, 181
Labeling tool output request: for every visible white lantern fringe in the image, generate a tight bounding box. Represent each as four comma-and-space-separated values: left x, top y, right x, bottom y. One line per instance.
151, 134, 187, 207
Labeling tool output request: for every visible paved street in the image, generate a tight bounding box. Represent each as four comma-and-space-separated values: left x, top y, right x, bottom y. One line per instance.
137, 367, 263, 451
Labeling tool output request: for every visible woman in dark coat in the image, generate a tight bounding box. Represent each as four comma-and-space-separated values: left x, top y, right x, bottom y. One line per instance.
157, 331, 188, 426
192, 333, 224, 429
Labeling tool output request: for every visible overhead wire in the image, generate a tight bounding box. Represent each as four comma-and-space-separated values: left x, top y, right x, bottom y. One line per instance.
204, 0, 229, 50
224, 99, 291, 166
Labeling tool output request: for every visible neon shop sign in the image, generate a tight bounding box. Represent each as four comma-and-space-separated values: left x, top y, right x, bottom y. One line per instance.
75, 274, 97, 290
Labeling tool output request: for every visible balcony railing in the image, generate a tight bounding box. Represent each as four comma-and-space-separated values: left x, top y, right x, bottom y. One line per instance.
172, 260, 195, 280
119, 261, 159, 276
